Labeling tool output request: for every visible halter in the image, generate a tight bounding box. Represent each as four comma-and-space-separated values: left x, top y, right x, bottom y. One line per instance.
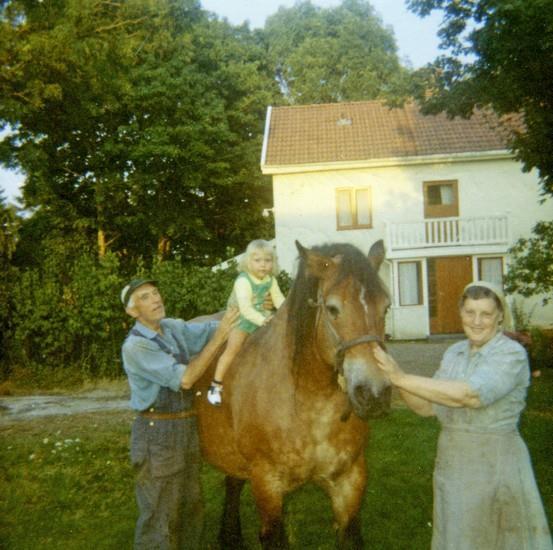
308, 289, 385, 379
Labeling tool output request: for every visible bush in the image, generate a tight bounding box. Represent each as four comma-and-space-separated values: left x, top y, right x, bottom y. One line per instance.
2, 252, 293, 385
6, 252, 126, 382
150, 259, 237, 320
528, 327, 553, 371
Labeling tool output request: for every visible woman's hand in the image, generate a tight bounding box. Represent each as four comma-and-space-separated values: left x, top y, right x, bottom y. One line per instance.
373, 345, 403, 381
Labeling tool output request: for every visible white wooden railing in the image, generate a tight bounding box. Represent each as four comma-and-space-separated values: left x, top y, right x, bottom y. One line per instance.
387, 215, 509, 251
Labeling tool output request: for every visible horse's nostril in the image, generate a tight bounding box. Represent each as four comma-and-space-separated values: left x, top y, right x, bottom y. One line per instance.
354, 384, 369, 403
351, 383, 392, 419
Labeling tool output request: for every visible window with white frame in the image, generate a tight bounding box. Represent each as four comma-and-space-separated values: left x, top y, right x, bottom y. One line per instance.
336, 187, 372, 230
398, 261, 423, 306
478, 257, 504, 286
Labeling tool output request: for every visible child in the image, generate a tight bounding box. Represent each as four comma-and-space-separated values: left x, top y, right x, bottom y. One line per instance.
207, 239, 285, 406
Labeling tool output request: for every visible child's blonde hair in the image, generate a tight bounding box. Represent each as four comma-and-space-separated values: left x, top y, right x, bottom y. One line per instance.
238, 239, 280, 275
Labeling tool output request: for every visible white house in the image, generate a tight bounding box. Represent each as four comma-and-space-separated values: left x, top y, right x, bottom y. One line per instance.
260, 101, 553, 339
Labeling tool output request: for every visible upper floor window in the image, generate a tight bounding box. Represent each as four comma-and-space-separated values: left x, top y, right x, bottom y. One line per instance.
423, 180, 459, 218
336, 187, 372, 230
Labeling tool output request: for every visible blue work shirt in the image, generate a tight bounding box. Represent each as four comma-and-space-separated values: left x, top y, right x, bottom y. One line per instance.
122, 318, 219, 411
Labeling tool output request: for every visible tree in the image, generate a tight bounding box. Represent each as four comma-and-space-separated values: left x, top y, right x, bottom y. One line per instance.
407, 0, 553, 196
0, 189, 19, 371
0, 0, 278, 267
120, 11, 278, 263
263, 0, 410, 104
406, 0, 553, 301
505, 222, 553, 305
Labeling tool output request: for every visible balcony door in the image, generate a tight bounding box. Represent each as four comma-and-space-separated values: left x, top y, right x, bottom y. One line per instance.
428, 256, 472, 334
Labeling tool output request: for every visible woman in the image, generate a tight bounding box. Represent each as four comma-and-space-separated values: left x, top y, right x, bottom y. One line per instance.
374, 281, 552, 549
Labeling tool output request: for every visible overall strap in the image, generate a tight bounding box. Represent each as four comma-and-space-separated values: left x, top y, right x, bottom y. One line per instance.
130, 327, 194, 411
130, 328, 189, 364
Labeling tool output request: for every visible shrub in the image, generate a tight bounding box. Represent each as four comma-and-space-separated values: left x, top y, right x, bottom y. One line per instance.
528, 327, 553, 371
6, 251, 126, 382
2, 252, 293, 385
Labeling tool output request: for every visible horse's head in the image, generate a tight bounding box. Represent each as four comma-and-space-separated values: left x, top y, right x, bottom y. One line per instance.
290, 240, 391, 420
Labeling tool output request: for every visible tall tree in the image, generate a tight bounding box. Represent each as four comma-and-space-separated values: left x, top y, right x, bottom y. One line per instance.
0, 0, 278, 267
0, 189, 19, 370
1, 0, 158, 260
263, 0, 410, 104
120, 11, 278, 262
406, 0, 553, 302
407, 0, 553, 197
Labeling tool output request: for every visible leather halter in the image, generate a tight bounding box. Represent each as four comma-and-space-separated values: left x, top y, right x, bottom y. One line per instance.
308, 289, 385, 377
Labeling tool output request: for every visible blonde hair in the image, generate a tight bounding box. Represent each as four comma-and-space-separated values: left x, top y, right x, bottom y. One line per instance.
238, 239, 280, 275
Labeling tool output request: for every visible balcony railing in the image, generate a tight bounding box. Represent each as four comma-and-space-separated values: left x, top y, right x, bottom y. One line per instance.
387, 215, 509, 251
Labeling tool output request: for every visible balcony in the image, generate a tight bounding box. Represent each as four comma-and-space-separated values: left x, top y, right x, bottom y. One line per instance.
387, 215, 509, 251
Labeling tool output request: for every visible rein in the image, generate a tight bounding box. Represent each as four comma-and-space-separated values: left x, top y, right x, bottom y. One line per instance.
308, 293, 385, 378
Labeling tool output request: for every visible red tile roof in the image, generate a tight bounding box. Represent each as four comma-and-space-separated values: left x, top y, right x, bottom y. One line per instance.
262, 101, 514, 167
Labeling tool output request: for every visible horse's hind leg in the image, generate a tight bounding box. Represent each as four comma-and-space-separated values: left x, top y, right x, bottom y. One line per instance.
219, 475, 246, 549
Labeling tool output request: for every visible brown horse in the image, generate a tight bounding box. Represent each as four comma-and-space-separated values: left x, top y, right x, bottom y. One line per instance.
195, 240, 391, 549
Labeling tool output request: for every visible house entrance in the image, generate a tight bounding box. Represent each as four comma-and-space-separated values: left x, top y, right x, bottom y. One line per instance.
427, 256, 472, 334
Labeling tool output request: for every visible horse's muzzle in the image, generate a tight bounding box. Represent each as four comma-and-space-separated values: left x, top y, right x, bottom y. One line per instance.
351, 383, 391, 420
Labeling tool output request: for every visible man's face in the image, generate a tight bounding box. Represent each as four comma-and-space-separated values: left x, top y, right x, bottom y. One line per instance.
126, 284, 165, 329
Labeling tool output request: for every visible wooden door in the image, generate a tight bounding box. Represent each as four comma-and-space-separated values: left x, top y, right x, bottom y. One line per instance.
428, 256, 473, 334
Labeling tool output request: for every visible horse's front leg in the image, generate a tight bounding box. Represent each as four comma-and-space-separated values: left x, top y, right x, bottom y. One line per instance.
250, 466, 289, 549
219, 475, 247, 549
324, 455, 367, 549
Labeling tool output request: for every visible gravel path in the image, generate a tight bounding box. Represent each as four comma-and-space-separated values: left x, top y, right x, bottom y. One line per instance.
386, 338, 461, 377
0, 339, 462, 423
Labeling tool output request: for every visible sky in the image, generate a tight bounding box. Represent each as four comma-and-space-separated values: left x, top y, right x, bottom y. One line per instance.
0, 0, 443, 205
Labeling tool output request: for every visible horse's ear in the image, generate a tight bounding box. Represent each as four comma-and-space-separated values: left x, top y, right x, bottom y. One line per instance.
296, 241, 341, 278
368, 239, 385, 272
295, 240, 308, 259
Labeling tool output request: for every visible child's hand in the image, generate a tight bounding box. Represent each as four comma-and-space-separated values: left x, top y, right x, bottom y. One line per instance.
263, 314, 274, 325
262, 292, 275, 311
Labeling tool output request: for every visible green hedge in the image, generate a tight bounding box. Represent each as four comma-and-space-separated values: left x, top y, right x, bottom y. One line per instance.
2, 253, 292, 385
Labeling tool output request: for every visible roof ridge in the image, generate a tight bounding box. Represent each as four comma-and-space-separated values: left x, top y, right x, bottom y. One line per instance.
271, 99, 387, 110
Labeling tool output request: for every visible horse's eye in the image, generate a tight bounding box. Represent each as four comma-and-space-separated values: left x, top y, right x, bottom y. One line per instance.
326, 304, 340, 319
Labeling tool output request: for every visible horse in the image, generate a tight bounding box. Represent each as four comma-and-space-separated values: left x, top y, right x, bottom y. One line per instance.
195, 239, 391, 549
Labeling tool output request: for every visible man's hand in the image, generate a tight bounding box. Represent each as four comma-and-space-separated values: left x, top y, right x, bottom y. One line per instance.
216, 307, 239, 342
180, 307, 239, 389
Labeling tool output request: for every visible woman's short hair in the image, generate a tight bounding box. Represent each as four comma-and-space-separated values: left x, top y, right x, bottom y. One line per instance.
238, 239, 280, 275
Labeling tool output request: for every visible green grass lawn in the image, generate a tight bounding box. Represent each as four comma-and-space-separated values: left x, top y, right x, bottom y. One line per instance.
1, 371, 551, 549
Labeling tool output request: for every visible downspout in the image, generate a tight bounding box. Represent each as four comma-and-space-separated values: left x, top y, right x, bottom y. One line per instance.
260, 106, 272, 168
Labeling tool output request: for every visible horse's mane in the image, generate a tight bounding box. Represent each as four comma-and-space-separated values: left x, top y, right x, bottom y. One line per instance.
286, 243, 385, 370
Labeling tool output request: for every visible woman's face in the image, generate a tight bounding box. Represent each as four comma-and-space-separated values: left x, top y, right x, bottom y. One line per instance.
460, 297, 502, 350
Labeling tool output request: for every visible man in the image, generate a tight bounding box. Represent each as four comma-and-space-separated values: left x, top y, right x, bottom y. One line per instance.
120, 278, 238, 549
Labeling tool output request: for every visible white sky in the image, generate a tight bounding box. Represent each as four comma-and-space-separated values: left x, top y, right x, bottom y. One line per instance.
0, 0, 443, 204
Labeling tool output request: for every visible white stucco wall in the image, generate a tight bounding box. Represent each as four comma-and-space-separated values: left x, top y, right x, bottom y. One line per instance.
269, 155, 553, 336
